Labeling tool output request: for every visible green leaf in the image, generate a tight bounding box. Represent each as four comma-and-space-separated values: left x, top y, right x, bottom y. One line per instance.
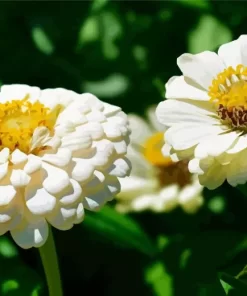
177, 0, 210, 10
188, 14, 232, 53
83, 205, 157, 256
208, 196, 226, 214
77, 16, 99, 49
220, 279, 233, 295
31, 27, 54, 55
91, 0, 109, 12
198, 281, 226, 296
219, 272, 247, 295
83, 73, 129, 98
101, 12, 122, 60
0, 258, 43, 295
0, 237, 18, 258
145, 261, 173, 296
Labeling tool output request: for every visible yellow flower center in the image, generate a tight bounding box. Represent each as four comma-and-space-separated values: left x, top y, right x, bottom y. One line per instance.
0, 97, 57, 153
209, 64, 247, 129
143, 132, 173, 166
143, 132, 191, 188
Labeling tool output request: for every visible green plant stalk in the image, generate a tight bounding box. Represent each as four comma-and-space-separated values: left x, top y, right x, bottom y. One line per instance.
38, 226, 63, 296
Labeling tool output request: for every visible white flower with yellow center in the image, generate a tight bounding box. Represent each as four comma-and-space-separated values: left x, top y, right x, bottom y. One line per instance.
0, 84, 131, 249
156, 35, 247, 189
116, 107, 203, 214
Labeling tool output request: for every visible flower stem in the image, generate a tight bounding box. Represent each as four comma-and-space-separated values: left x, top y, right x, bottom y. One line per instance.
38, 226, 63, 296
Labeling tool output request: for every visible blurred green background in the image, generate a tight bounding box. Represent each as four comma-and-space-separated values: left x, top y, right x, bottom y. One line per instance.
1, 0, 247, 295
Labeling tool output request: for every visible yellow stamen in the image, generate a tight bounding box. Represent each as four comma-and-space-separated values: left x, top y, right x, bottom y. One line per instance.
209, 64, 247, 129
0, 97, 57, 153
209, 64, 247, 108
143, 132, 173, 166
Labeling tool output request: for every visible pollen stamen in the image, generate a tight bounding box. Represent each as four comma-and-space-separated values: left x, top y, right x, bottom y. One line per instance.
209, 64, 247, 129
0, 97, 57, 153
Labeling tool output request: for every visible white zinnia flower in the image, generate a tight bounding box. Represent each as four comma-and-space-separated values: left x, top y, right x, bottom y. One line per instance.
0, 84, 131, 249
116, 106, 204, 214
156, 35, 247, 189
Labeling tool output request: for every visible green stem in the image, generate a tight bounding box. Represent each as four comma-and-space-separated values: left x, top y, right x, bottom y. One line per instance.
39, 226, 63, 296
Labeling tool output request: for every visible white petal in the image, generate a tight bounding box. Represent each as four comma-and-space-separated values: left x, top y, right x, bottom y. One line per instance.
61, 132, 92, 151
80, 93, 104, 111
156, 99, 218, 127
131, 194, 155, 211
11, 219, 48, 249
42, 162, 70, 194
0, 148, 10, 164
83, 188, 111, 211
42, 148, 72, 167
146, 105, 165, 131
0, 85, 40, 103
58, 179, 83, 205
227, 134, 247, 154
112, 139, 128, 155
86, 110, 106, 122
10, 149, 28, 165
165, 76, 209, 100
177, 51, 225, 89
10, 170, 31, 187
71, 159, 94, 182
195, 132, 240, 159
26, 188, 56, 215
30, 127, 50, 151
188, 158, 204, 175
76, 122, 104, 140
0, 186, 17, 206
152, 185, 179, 212
38, 88, 61, 110
218, 35, 247, 68
107, 157, 131, 177
165, 123, 224, 150
198, 161, 226, 189
128, 114, 152, 144
103, 122, 122, 138
0, 162, 8, 180
75, 202, 84, 223
24, 155, 42, 174
105, 176, 121, 195
179, 186, 204, 214
226, 150, 247, 186
92, 141, 115, 168
103, 102, 121, 116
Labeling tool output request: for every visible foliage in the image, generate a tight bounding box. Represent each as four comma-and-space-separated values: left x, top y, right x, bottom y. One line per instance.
1, 0, 247, 295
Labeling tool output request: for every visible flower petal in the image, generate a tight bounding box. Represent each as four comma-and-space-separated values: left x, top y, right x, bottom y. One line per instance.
58, 179, 83, 205
26, 187, 56, 215
198, 160, 226, 189
177, 51, 225, 89
11, 218, 48, 249
166, 76, 209, 101
107, 157, 131, 178
42, 162, 70, 194
218, 35, 247, 68
42, 148, 72, 167
156, 99, 218, 127
128, 114, 153, 144
165, 123, 224, 150
10, 170, 31, 187
0, 185, 17, 206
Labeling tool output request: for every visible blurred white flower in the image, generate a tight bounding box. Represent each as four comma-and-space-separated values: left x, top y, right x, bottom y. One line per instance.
156, 35, 247, 189
0, 84, 131, 249
116, 106, 203, 214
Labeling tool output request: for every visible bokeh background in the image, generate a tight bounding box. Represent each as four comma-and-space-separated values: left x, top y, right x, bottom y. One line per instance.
1, 0, 247, 295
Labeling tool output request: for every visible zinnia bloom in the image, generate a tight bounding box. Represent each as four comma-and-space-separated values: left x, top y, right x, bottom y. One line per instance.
0, 84, 131, 248
116, 106, 203, 213
156, 35, 247, 189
